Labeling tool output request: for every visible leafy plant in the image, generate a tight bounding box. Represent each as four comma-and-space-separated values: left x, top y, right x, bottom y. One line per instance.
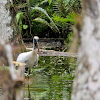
52, 12, 77, 38
48, 0, 52, 5
30, 56, 77, 100
14, 0, 81, 39
16, 12, 25, 33
31, 7, 59, 32
15, 0, 59, 37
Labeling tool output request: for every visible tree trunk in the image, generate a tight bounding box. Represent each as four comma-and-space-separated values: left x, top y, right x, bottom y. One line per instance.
0, 0, 25, 100
0, 0, 13, 41
71, 0, 100, 100
0, 0, 20, 42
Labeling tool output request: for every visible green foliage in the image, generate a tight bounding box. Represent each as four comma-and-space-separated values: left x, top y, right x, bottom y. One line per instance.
53, 12, 76, 24
14, 0, 81, 39
27, 56, 77, 100
16, 12, 23, 22
67, 32, 73, 43
31, 7, 59, 32
48, 0, 52, 5
23, 25, 28, 29
52, 12, 77, 43
16, 12, 25, 33
15, 0, 59, 37
51, 0, 81, 38
34, 17, 51, 28
66, 32, 73, 49
37, 56, 76, 76
55, 0, 81, 15
52, 12, 76, 39
29, 0, 48, 7
31, 21, 48, 35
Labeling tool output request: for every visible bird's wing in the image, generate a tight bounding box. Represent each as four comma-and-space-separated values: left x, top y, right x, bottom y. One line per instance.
16, 52, 31, 63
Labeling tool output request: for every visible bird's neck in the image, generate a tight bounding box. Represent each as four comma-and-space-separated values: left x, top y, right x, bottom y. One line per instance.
32, 49, 38, 57
33, 39, 35, 49
33, 39, 38, 54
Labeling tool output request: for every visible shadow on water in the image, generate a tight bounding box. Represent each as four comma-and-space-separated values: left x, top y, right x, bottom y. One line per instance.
24, 56, 77, 100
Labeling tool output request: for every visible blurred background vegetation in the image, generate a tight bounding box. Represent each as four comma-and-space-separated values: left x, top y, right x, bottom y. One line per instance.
13, 0, 81, 41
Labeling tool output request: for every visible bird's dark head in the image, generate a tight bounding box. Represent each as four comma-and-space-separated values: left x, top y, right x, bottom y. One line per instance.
34, 36, 39, 45
33, 36, 39, 50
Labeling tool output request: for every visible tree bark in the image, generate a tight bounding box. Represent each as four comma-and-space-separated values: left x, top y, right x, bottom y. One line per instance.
0, 0, 20, 42
0, 0, 25, 100
71, 0, 100, 100
0, 0, 13, 41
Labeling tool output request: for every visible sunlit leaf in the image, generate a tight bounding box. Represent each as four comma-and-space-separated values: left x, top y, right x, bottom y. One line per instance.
16, 12, 23, 22
23, 25, 28, 29
48, 0, 52, 5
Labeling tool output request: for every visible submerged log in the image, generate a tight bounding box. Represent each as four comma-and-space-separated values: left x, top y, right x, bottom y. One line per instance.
26, 48, 78, 57
24, 38, 64, 49
23, 38, 64, 42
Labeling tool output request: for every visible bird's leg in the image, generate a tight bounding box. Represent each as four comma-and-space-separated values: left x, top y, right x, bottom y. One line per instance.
27, 68, 31, 84
37, 42, 40, 56
29, 68, 31, 75
25, 67, 30, 84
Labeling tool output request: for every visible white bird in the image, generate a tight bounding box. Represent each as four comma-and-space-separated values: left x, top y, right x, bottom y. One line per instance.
16, 36, 40, 73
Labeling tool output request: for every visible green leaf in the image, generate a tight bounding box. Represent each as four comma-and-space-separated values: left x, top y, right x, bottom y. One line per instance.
31, 7, 59, 32
23, 25, 28, 29
35, 0, 48, 7
34, 18, 52, 29
48, 0, 52, 5
16, 12, 23, 22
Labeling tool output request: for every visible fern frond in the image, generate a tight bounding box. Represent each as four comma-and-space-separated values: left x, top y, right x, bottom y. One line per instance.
53, 2, 59, 13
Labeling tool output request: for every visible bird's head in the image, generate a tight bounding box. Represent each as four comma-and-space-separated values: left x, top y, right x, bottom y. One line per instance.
34, 36, 39, 48
33, 36, 40, 54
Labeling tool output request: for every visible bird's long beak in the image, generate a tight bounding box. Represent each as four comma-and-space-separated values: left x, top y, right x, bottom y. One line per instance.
37, 42, 40, 56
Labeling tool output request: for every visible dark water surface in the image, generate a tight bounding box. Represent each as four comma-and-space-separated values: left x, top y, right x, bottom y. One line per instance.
24, 56, 77, 100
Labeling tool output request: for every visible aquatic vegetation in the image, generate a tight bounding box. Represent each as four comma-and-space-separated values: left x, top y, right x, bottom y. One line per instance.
24, 56, 77, 100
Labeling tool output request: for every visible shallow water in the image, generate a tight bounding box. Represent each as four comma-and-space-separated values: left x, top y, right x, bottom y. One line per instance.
24, 56, 77, 100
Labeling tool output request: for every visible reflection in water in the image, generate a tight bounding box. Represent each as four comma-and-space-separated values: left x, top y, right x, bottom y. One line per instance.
24, 57, 77, 100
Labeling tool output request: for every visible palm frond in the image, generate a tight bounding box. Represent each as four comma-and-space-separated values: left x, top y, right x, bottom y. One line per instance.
31, 7, 59, 32
35, 0, 48, 7
33, 18, 52, 29
48, 0, 52, 5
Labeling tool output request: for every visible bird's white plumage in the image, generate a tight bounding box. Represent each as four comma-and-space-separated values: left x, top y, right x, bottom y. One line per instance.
17, 51, 39, 69
34, 36, 39, 39
16, 36, 39, 70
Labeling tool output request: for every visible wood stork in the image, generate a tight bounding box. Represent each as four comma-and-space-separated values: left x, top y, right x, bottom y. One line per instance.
16, 36, 40, 73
